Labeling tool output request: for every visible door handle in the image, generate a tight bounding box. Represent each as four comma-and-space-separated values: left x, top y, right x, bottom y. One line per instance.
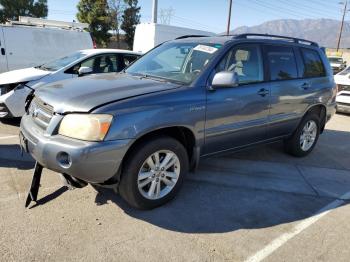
301, 82, 310, 90
257, 88, 269, 97
1, 48, 5, 55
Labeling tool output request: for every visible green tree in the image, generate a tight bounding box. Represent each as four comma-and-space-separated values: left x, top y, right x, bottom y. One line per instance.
77, 0, 111, 47
108, 0, 125, 48
0, 0, 48, 23
121, 0, 140, 50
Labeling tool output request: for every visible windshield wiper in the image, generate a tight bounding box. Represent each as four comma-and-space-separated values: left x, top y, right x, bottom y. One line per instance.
135, 73, 185, 85
35, 65, 52, 71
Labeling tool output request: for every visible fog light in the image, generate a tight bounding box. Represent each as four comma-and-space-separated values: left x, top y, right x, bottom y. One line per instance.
57, 152, 72, 168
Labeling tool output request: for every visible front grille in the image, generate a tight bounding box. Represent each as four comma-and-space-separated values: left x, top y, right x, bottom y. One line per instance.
338, 84, 350, 92
337, 102, 350, 106
28, 97, 54, 129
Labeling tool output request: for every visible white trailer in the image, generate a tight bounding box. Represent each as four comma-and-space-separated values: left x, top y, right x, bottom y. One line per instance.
0, 16, 93, 73
133, 23, 215, 53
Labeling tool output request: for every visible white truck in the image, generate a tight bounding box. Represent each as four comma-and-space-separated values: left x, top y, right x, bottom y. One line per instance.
133, 23, 215, 53
0, 16, 93, 73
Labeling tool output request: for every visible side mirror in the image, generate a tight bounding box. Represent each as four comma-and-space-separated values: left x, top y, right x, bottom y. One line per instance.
78, 66, 93, 76
212, 71, 239, 88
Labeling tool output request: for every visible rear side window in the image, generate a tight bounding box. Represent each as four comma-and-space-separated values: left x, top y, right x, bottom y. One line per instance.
266, 46, 298, 81
301, 48, 326, 77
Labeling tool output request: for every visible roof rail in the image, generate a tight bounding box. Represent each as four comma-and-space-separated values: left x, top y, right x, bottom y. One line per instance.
175, 35, 209, 40
8, 16, 89, 31
234, 33, 319, 47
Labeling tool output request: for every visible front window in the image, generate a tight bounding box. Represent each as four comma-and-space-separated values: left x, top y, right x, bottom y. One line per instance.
126, 42, 222, 84
36, 51, 86, 72
216, 45, 264, 84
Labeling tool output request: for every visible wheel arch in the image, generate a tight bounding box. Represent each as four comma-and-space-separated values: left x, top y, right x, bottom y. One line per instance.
302, 104, 327, 133
121, 126, 199, 176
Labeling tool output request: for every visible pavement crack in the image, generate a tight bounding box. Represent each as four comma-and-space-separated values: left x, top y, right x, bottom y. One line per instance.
295, 165, 320, 197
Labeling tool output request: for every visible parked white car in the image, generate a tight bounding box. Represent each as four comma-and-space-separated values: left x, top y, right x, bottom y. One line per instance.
328, 56, 347, 74
334, 67, 350, 114
0, 49, 141, 118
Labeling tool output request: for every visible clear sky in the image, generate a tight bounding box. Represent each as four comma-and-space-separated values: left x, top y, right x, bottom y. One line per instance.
47, 0, 345, 33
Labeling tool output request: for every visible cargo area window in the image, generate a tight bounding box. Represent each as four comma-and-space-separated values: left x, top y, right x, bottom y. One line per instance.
266, 46, 298, 81
301, 48, 326, 78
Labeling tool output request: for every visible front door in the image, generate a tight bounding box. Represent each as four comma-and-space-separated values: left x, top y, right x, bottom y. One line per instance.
204, 44, 270, 154
0, 27, 8, 73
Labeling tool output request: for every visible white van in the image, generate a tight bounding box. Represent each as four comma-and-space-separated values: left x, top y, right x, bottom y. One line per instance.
133, 23, 215, 53
0, 16, 93, 73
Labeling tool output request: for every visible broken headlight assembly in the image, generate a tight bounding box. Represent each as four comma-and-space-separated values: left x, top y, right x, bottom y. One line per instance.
0, 82, 28, 95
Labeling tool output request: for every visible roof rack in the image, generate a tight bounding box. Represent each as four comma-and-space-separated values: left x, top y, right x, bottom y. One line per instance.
175, 35, 209, 40
234, 33, 318, 47
8, 16, 89, 31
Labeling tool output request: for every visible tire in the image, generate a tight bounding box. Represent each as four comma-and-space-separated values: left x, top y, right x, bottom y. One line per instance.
119, 136, 189, 209
284, 113, 320, 157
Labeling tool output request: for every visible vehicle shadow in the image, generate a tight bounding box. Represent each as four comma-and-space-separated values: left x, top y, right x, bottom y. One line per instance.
0, 117, 21, 127
30, 186, 68, 209
93, 181, 338, 234
0, 144, 34, 170
92, 128, 350, 234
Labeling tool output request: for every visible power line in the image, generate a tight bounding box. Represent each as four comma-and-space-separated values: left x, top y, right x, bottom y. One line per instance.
337, 1, 349, 51
277, 0, 339, 17
245, 0, 316, 19
249, 0, 321, 19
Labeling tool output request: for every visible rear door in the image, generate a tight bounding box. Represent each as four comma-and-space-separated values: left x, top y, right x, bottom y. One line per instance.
0, 27, 8, 73
265, 45, 312, 138
204, 43, 271, 154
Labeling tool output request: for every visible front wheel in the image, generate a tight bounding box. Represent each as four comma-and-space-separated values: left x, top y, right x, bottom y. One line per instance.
119, 136, 189, 209
284, 114, 320, 157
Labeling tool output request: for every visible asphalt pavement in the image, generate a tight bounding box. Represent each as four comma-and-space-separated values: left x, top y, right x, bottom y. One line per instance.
0, 114, 350, 262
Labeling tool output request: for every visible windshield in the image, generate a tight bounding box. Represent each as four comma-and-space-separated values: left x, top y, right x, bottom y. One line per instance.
126, 42, 222, 84
36, 51, 86, 71
328, 57, 343, 63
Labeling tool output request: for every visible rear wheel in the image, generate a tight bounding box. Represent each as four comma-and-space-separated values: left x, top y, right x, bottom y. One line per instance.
284, 113, 320, 157
119, 136, 189, 209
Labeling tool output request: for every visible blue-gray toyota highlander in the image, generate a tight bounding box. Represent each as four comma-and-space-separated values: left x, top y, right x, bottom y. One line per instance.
20, 34, 336, 209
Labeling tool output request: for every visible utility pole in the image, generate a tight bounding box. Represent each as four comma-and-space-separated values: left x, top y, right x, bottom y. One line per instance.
226, 0, 233, 35
152, 0, 158, 23
337, 1, 348, 52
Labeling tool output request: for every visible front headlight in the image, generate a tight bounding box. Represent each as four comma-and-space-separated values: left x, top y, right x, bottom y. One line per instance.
58, 114, 113, 141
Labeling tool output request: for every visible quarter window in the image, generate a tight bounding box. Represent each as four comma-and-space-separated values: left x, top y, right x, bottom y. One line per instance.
217, 45, 264, 84
266, 46, 298, 81
301, 48, 326, 77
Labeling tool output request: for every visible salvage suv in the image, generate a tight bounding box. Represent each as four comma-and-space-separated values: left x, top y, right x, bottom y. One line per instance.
20, 34, 336, 209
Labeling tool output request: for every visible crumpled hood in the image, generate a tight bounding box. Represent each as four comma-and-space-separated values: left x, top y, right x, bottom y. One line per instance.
35, 73, 181, 113
0, 67, 50, 85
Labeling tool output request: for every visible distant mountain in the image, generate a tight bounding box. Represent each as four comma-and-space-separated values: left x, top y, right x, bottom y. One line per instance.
229, 19, 350, 48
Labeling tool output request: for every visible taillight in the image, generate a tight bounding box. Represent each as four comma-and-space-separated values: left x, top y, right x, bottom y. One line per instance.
93, 39, 97, 49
